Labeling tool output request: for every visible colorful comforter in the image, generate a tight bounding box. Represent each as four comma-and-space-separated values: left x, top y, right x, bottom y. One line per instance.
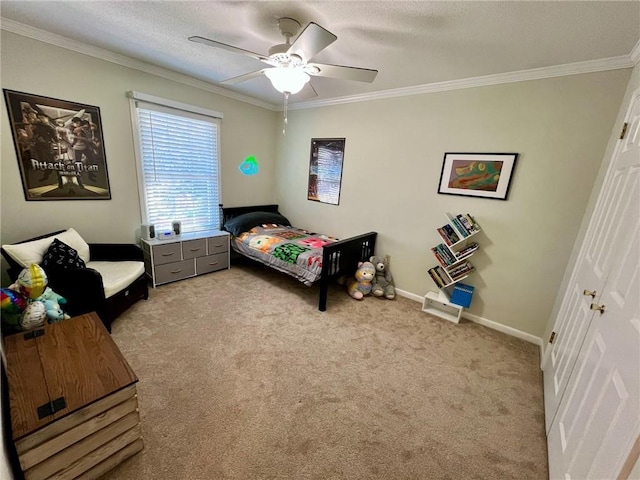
231, 224, 338, 285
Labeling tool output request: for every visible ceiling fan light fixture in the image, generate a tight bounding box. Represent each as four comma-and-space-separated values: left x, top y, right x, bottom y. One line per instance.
264, 67, 310, 94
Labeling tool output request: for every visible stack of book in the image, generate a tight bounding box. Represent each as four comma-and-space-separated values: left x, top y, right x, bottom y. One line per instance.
437, 224, 460, 246
427, 266, 450, 288
448, 213, 481, 238
431, 243, 457, 267
455, 242, 479, 261
448, 261, 475, 282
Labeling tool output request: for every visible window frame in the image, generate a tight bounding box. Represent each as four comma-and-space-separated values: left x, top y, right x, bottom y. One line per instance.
128, 91, 223, 233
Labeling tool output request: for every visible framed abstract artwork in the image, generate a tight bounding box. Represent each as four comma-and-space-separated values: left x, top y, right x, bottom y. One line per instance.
437, 152, 518, 200
308, 138, 345, 205
3, 89, 111, 200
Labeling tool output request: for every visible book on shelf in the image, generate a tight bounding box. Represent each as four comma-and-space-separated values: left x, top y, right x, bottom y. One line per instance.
449, 263, 475, 281
456, 214, 474, 233
450, 283, 475, 308
431, 247, 449, 268
436, 228, 450, 246
465, 214, 481, 232
435, 244, 456, 264
444, 211, 481, 237
441, 224, 460, 245
455, 242, 479, 260
428, 267, 445, 288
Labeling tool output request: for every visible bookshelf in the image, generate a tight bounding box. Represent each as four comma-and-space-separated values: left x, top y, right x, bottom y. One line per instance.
423, 212, 481, 323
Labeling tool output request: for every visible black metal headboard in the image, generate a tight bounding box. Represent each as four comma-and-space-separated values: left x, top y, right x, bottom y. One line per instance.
220, 204, 280, 229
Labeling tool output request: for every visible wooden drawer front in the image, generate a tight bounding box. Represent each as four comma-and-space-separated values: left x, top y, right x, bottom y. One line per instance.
182, 238, 206, 260
207, 235, 228, 255
20, 387, 141, 480
196, 253, 229, 275
154, 259, 195, 285
152, 243, 181, 266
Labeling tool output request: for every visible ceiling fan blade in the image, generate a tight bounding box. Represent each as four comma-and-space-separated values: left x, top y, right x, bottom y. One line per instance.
189, 36, 268, 62
221, 69, 266, 85
287, 23, 337, 62
306, 63, 378, 83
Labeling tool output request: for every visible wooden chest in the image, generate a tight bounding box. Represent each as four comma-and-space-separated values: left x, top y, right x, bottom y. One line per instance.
5, 312, 143, 479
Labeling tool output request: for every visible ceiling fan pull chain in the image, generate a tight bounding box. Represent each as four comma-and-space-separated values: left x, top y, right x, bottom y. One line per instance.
283, 92, 289, 135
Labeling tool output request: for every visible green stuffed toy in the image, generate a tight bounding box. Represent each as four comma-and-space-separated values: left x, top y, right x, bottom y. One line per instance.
370, 255, 396, 299
36, 287, 70, 323
346, 261, 376, 300
41, 299, 69, 323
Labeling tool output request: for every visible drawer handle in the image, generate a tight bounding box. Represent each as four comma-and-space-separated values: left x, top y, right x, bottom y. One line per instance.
209, 261, 219, 266
213, 244, 223, 247
170, 269, 182, 274
162, 252, 175, 257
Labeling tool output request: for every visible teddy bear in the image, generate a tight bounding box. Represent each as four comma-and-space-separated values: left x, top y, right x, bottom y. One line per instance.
42, 299, 70, 323
345, 261, 376, 300
370, 255, 396, 300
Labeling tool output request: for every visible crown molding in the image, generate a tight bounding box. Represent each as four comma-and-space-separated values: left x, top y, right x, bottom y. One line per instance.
0, 18, 278, 111
2, 18, 637, 113
290, 55, 636, 110
630, 38, 640, 66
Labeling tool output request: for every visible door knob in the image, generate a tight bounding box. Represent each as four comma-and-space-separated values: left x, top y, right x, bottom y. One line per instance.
583, 289, 597, 298
590, 303, 606, 315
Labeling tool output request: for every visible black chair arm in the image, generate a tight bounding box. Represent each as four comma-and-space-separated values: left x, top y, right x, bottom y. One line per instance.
89, 243, 144, 262
46, 267, 106, 317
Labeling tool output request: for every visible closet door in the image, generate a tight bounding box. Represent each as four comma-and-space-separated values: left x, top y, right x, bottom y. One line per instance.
543, 89, 640, 432
546, 89, 640, 479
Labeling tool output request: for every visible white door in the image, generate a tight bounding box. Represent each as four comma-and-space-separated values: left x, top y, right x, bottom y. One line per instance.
546, 89, 640, 479
543, 90, 640, 432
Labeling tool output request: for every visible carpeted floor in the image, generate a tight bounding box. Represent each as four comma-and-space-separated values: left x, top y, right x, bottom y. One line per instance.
103, 261, 548, 479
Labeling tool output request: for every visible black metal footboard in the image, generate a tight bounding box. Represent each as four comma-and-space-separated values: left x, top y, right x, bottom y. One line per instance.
319, 231, 377, 311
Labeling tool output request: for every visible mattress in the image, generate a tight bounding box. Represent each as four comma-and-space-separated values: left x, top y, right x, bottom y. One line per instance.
230, 224, 337, 286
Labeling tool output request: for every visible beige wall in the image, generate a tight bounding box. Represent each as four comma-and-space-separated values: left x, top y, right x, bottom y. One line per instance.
0, 30, 632, 341
543, 62, 640, 357
0, 31, 279, 269
276, 70, 631, 338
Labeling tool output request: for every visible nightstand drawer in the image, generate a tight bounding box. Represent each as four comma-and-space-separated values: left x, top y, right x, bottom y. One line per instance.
152, 243, 181, 266
182, 239, 206, 260
141, 229, 229, 288
207, 235, 228, 255
196, 253, 228, 275
154, 259, 195, 284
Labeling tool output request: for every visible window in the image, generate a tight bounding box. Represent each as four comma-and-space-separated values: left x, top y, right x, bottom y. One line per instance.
130, 92, 222, 234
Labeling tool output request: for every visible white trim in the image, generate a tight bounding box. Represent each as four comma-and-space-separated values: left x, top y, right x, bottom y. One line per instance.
630, 38, 640, 66
0, 18, 277, 111
128, 98, 149, 225
127, 91, 223, 119
2, 17, 636, 112
396, 288, 543, 347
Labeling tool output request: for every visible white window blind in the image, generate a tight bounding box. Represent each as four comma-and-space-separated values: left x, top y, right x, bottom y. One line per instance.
132, 98, 221, 234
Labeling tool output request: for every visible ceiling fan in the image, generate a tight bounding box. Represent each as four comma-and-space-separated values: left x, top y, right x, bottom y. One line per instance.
188, 17, 379, 96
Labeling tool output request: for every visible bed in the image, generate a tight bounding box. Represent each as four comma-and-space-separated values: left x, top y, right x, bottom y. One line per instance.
221, 205, 377, 311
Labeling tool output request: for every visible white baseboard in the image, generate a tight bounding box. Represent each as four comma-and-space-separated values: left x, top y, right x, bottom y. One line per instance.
396, 288, 543, 347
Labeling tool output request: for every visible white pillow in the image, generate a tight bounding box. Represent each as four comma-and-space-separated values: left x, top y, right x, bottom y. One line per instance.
54, 228, 90, 264
2, 228, 90, 268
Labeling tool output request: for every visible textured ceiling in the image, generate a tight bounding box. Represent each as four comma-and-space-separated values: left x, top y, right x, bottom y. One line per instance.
2, 1, 639, 107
